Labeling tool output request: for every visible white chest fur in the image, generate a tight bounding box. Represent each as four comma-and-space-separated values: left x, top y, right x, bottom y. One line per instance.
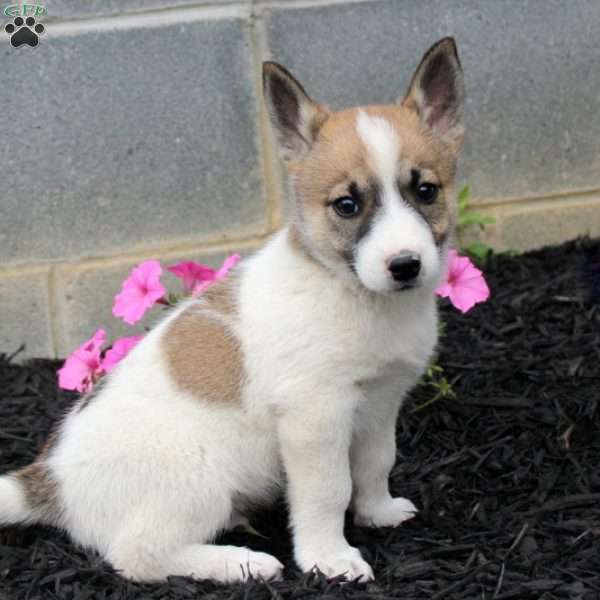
239, 229, 438, 408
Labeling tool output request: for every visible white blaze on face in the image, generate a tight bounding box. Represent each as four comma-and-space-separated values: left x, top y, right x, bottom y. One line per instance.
354, 110, 440, 293
355, 110, 401, 187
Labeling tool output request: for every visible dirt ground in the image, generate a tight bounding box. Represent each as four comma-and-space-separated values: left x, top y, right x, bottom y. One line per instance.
1, 238, 599, 599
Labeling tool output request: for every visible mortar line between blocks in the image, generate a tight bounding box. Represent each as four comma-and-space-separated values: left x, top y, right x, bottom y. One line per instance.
249, 8, 285, 231
47, 266, 60, 358
38, 0, 380, 28
256, 0, 382, 10
39, 3, 251, 36
0, 232, 270, 278
472, 186, 600, 209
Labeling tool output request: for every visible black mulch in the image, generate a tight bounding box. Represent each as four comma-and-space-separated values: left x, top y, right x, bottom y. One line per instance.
1, 238, 599, 600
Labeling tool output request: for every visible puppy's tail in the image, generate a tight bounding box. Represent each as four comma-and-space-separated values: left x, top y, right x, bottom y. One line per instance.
0, 473, 32, 525
0, 464, 54, 526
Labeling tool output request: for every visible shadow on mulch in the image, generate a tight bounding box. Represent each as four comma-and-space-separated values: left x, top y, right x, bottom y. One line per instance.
1, 238, 599, 600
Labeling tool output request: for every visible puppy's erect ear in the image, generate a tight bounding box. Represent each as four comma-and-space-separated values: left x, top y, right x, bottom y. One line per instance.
401, 37, 465, 147
263, 62, 329, 161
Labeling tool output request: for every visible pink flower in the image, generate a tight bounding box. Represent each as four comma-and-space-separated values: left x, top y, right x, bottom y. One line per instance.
167, 261, 217, 293
192, 253, 241, 295
101, 335, 144, 374
57, 329, 106, 393
436, 250, 490, 313
112, 260, 167, 325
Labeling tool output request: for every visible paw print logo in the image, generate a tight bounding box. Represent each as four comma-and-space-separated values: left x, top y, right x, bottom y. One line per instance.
5, 16, 45, 47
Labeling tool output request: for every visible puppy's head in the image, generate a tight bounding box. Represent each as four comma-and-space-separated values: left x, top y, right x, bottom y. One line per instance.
263, 38, 464, 294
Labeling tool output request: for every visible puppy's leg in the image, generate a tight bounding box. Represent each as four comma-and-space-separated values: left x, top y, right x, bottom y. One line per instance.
277, 389, 373, 582
167, 545, 283, 582
350, 398, 417, 528
111, 540, 282, 583
111, 541, 283, 583
107, 506, 283, 583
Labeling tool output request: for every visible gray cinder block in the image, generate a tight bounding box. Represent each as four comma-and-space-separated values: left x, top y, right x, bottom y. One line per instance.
266, 0, 600, 201
0, 271, 54, 359
0, 15, 266, 265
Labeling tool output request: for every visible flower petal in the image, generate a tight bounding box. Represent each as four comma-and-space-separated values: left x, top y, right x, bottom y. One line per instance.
215, 253, 241, 279
101, 335, 144, 373
436, 250, 490, 312
57, 328, 106, 392
112, 261, 166, 324
192, 254, 241, 296
167, 261, 216, 292
58, 354, 92, 392
435, 281, 453, 298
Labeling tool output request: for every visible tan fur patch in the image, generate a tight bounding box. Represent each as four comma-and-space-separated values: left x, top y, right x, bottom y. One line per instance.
163, 275, 245, 404
15, 429, 60, 519
16, 462, 58, 513
200, 272, 239, 317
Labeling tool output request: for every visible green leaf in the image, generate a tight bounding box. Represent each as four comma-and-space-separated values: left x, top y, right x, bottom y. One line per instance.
415, 362, 457, 411
457, 185, 470, 212
437, 320, 447, 337
500, 248, 521, 257
426, 363, 443, 378
438, 377, 455, 398
458, 212, 496, 227
167, 292, 181, 306
465, 242, 491, 260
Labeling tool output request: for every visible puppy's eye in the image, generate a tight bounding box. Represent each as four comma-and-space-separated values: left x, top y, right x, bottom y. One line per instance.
415, 183, 438, 205
332, 196, 360, 218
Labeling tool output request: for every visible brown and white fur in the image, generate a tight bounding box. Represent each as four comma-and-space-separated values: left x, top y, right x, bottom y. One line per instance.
0, 38, 465, 583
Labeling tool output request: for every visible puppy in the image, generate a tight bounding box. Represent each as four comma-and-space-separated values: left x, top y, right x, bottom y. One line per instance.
0, 37, 464, 583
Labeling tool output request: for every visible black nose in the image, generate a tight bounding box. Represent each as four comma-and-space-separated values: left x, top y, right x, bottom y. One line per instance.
388, 252, 421, 283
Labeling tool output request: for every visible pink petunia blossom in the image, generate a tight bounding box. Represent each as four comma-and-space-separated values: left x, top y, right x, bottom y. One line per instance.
192, 253, 241, 296
101, 335, 144, 374
436, 250, 490, 313
57, 329, 106, 393
167, 261, 217, 293
112, 260, 167, 325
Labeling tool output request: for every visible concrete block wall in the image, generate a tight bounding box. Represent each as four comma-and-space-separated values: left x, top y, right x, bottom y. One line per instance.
1, 0, 599, 358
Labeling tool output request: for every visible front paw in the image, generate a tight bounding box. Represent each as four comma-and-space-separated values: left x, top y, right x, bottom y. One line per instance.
354, 496, 417, 528
297, 545, 374, 582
